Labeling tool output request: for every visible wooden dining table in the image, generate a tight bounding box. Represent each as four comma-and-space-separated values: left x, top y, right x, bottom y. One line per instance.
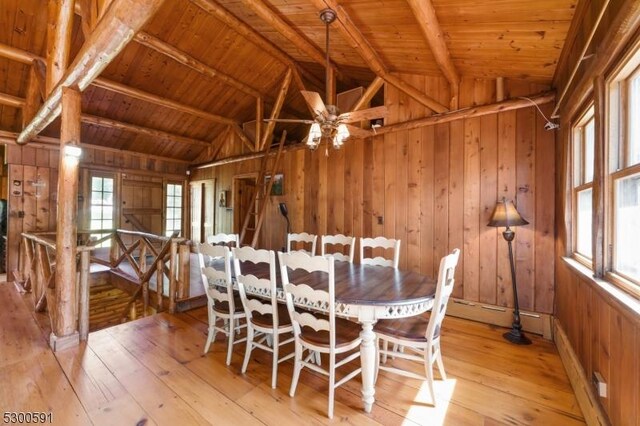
234, 258, 438, 413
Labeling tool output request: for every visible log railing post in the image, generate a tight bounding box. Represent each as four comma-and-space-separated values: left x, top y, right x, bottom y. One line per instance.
109, 231, 118, 267
156, 256, 163, 312
177, 243, 190, 300
78, 249, 90, 340
140, 241, 148, 315
168, 239, 178, 313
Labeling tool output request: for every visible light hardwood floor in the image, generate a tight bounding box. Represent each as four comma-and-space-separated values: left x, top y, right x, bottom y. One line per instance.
0, 281, 584, 425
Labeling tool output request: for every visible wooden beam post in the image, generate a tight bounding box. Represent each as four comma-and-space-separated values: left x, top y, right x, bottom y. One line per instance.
592, 76, 606, 277
18, 0, 167, 144
496, 77, 505, 102
51, 87, 81, 351
255, 97, 263, 151
260, 68, 292, 150
23, 65, 43, 127
406, 0, 460, 109
352, 76, 384, 111
78, 249, 90, 340
46, 0, 75, 95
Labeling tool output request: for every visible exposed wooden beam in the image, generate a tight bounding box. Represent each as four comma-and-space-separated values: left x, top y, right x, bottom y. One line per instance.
352, 76, 383, 111
0, 92, 24, 109
210, 125, 232, 162
18, 0, 168, 144
261, 68, 292, 150
255, 97, 263, 151
232, 124, 255, 152
308, 0, 448, 113
134, 31, 262, 98
81, 114, 211, 147
91, 78, 237, 125
1, 92, 209, 148
0, 130, 191, 165
406, 0, 460, 109
496, 77, 505, 102
45, 0, 75, 95
23, 65, 43, 127
188, 0, 324, 90
371, 91, 555, 136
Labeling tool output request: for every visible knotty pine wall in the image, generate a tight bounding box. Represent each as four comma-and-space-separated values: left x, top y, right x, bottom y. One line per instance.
192, 76, 557, 314
4, 144, 188, 273
553, 2, 640, 423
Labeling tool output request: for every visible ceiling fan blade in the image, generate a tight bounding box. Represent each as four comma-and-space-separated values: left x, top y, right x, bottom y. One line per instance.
263, 118, 315, 124
339, 105, 388, 123
300, 91, 328, 117
345, 124, 373, 139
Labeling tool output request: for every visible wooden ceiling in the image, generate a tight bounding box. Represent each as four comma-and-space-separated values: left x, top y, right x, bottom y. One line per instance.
0, 0, 576, 162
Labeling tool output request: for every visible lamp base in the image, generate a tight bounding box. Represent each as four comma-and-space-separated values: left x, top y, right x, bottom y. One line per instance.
503, 328, 532, 345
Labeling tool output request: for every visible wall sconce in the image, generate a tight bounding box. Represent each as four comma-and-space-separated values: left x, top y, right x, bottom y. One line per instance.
63, 145, 82, 158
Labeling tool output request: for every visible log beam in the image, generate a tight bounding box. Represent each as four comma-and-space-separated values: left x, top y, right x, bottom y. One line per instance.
255, 97, 263, 151
45, 0, 75, 95
232, 124, 256, 152
134, 31, 262, 98
188, 0, 324, 90
23, 64, 44, 127
352, 76, 384, 111
53, 87, 81, 345
406, 0, 460, 109
18, 0, 167, 144
0, 92, 24, 109
260, 68, 292, 150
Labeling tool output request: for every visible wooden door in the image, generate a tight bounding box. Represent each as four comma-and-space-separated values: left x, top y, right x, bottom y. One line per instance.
234, 177, 257, 243
189, 179, 215, 243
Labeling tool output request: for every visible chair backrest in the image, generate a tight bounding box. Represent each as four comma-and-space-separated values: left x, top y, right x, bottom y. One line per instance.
287, 232, 318, 256
278, 251, 335, 348
360, 236, 401, 269
232, 246, 278, 326
196, 243, 234, 311
425, 249, 460, 342
207, 233, 240, 248
321, 234, 356, 263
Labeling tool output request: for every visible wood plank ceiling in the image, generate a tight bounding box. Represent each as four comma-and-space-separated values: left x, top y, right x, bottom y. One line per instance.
1, 0, 576, 162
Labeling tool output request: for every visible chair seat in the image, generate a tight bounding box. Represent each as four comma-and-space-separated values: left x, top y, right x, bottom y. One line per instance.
213, 294, 244, 314
374, 313, 439, 343
300, 315, 361, 349
250, 303, 292, 329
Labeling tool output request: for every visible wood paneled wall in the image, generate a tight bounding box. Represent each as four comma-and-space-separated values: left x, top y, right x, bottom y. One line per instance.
192, 76, 557, 314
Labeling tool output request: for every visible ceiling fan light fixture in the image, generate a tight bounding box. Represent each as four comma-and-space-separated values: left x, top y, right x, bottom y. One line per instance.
307, 122, 322, 149
334, 123, 349, 149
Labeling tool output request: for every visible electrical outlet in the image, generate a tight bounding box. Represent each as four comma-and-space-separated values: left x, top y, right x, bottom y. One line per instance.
592, 372, 607, 398
377, 216, 384, 225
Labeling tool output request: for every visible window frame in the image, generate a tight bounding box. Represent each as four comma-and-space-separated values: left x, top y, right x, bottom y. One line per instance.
571, 105, 596, 265
164, 181, 184, 237
88, 172, 116, 247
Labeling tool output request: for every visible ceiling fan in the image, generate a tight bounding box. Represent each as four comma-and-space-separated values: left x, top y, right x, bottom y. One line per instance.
265, 8, 387, 150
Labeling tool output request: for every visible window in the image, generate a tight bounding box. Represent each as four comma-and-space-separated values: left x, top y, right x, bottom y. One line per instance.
609, 57, 640, 287
572, 107, 595, 260
90, 176, 114, 247
165, 183, 183, 237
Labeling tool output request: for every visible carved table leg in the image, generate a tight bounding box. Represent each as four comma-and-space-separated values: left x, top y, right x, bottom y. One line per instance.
359, 319, 376, 413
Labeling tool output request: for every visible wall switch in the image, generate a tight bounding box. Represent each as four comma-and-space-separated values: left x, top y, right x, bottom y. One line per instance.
592, 372, 607, 398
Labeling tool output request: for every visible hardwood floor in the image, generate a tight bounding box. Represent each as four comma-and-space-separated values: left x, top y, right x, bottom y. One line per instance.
0, 281, 585, 425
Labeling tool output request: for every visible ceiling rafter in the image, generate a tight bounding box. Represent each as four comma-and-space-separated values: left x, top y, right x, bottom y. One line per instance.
18, 0, 168, 144
352, 76, 384, 111
307, 0, 448, 113
188, 0, 325, 91
134, 31, 262, 98
406, 0, 460, 109
0, 42, 238, 126
0, 92, 212, 148
237, 0, 355, 87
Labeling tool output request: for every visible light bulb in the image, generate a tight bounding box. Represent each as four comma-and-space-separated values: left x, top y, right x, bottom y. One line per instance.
307, 123, 322, 149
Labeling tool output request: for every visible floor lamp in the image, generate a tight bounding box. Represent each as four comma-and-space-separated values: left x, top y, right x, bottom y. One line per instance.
488, 198, 531, 345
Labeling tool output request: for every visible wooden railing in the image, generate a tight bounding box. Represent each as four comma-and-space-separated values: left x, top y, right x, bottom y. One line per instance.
18, 229, 190, 342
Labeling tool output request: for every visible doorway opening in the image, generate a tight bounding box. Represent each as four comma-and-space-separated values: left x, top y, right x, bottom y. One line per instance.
233, 175, 258, 244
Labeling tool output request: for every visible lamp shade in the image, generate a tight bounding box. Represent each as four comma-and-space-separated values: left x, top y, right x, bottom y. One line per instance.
487, 198, 529, 227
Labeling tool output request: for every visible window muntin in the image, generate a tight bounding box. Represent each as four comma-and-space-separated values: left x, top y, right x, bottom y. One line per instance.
573, 107, 595, 260
166, 183, 182, 237
628, 72, 640, 166
90, 176, 114, 247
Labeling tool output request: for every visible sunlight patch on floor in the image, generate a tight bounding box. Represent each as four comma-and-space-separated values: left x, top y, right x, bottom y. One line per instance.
402, 379, 457, 426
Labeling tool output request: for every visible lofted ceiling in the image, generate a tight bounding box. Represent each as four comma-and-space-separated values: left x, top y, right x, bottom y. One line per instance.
0, 0, 576, 163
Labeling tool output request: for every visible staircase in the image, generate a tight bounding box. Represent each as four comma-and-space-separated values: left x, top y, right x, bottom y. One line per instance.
239, 131, 287, 247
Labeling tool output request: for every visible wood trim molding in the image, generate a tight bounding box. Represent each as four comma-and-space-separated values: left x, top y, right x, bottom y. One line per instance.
447, 298, 553, 340
554, 319, 610, 426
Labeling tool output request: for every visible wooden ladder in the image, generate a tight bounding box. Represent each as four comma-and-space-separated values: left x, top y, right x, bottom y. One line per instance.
239, 131, 287, 248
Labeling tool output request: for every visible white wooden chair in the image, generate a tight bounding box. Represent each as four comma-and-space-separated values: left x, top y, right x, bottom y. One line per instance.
286, 232, 318, 255
374, 249, 461, 405
278, 251, 362, 419
233, 246, 295, 389
207, 232, 240, 247
197, 243, 246, 365
320, 234, 356, 263
360, 236, 401, 269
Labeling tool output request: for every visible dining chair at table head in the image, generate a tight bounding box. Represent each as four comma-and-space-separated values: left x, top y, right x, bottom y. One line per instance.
207, 232, 240, 248
360, 236, 401, 269
320, 234, 356, 263
277, 251, 362, 419
233, 246, 294, 389
286, 232, 318, 256
373, 248, 460, 406
197, 243, 246, 365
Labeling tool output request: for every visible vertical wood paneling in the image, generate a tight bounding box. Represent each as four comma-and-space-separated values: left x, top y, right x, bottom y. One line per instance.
463, 117, 481, 302
448, 119, 465, 299
479, 114, 498, 304
433, 123, 450, 273
419, 126, 434, 277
